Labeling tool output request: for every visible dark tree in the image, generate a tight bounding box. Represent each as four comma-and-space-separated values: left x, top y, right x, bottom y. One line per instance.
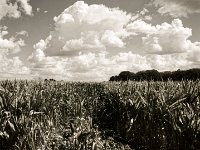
118, 71, 135, 81
109, 68, 200, 82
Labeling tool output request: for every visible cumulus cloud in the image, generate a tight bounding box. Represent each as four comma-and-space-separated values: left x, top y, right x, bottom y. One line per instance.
62, 31, 104, 52
29, 1, 134, 80
29, 1, 200, 81
0, 1, 31, 79
36, 8, 40, 12
128, 19, 196, 54
0, 0, 32, 20
0, 27, 26, 54
16, 30, 28, 37
29, 49, 193, 81
29, 51, 150, 81
130, 8, 152, 21
127, 19, 157, 34
101, 30, 125, 48
18, 0, 32, 16
151, 0, 200, 17
0, 28, 30, 79
143, 19, 199, 55
46, 1, 131, 55
127, 18, 200, 69
0, 55, 31, 79
146, 54, 190, 71
187, 42, 200, 63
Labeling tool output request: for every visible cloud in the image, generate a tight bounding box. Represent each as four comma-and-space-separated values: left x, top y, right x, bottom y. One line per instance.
0, 27, 26, 54
47, 1, 131, 55
146, 54, 190, 71
0, 26, 30, 79
29, 51, 150, 81
29, 1, 200, 81
127, 19, 157, 34
128, 19, 195, 54
29, 49, 194, 81
29, 1, 134, 80
62, 31, 105, 52
142, 19, 199, 55
18, 0, 33, 16
130, 8, 152, 21
187, 42, 200, 63
0, 0, 32, 20
101, 30, 125, 48
151, 0, 200, 17
127, 18, 200, 69
16, 30, 28, 37
33, 35, 52, 51
0, 55, 31, 79
36, 8, 40, 13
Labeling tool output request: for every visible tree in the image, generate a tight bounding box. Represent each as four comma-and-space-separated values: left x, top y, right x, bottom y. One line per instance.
109, 68, 200, 82
118, 71, 135, 81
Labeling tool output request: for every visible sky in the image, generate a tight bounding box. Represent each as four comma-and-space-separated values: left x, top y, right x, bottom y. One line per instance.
0, 0, 200, 81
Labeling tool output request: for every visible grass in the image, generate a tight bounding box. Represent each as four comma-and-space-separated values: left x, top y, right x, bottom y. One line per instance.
0, 80, 200, 149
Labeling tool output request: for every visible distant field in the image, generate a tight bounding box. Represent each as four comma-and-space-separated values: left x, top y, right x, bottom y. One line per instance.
0, 80, 200, 150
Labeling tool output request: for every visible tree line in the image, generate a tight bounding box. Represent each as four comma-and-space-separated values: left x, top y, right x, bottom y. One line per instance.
109, 68, 200, 81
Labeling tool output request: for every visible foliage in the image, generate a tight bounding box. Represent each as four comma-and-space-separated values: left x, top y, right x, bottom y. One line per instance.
109, 68, 200, 81
0, 80, 131, 150
0, 80, 200, 149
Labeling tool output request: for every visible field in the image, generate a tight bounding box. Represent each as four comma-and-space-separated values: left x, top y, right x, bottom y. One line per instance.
0, 80, 200, 150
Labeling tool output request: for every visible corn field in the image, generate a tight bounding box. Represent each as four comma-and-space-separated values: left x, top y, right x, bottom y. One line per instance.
0, 80, 200, 150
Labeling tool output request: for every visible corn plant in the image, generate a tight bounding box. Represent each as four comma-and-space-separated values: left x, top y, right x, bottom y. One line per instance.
0, 80, 200, 150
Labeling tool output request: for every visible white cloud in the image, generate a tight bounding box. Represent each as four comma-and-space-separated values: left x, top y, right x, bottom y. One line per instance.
29, 51, 150, 81
187, 42, 200, 63
0, 27, 25, 54
18, 0, 32, 16
127, 19, 157, 34
127, 19, 195, 54
0, 0, 20, 19
127, 18, 200, 68
29, 1, 200, 81
0, 0, 32, 20
47, 1, 131, 55
101, 30, 125, 48
34, 40, 47, 51
151, 0, 200, 17
144, 15, 152, 21
33, 35, 52, 51
140, 8, 149, 16
0, 26, 30, 79
29, 1, 134, 80
146, 54, 190, 71
0, 55, 30, 79
130, 8, 152, 21
37, 8, 40, 12
142, 19, 194, 54
63, 31, 104, 52
29, 49, 46, 62
16, 30, 28, 37
29, 49, 195, 81
0, 49, 30, 80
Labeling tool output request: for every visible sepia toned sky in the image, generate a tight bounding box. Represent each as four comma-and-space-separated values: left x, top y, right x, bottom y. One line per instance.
1, 0, 200, 81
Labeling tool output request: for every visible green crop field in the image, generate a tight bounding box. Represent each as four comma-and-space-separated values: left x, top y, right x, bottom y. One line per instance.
0, 80, 200, 150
